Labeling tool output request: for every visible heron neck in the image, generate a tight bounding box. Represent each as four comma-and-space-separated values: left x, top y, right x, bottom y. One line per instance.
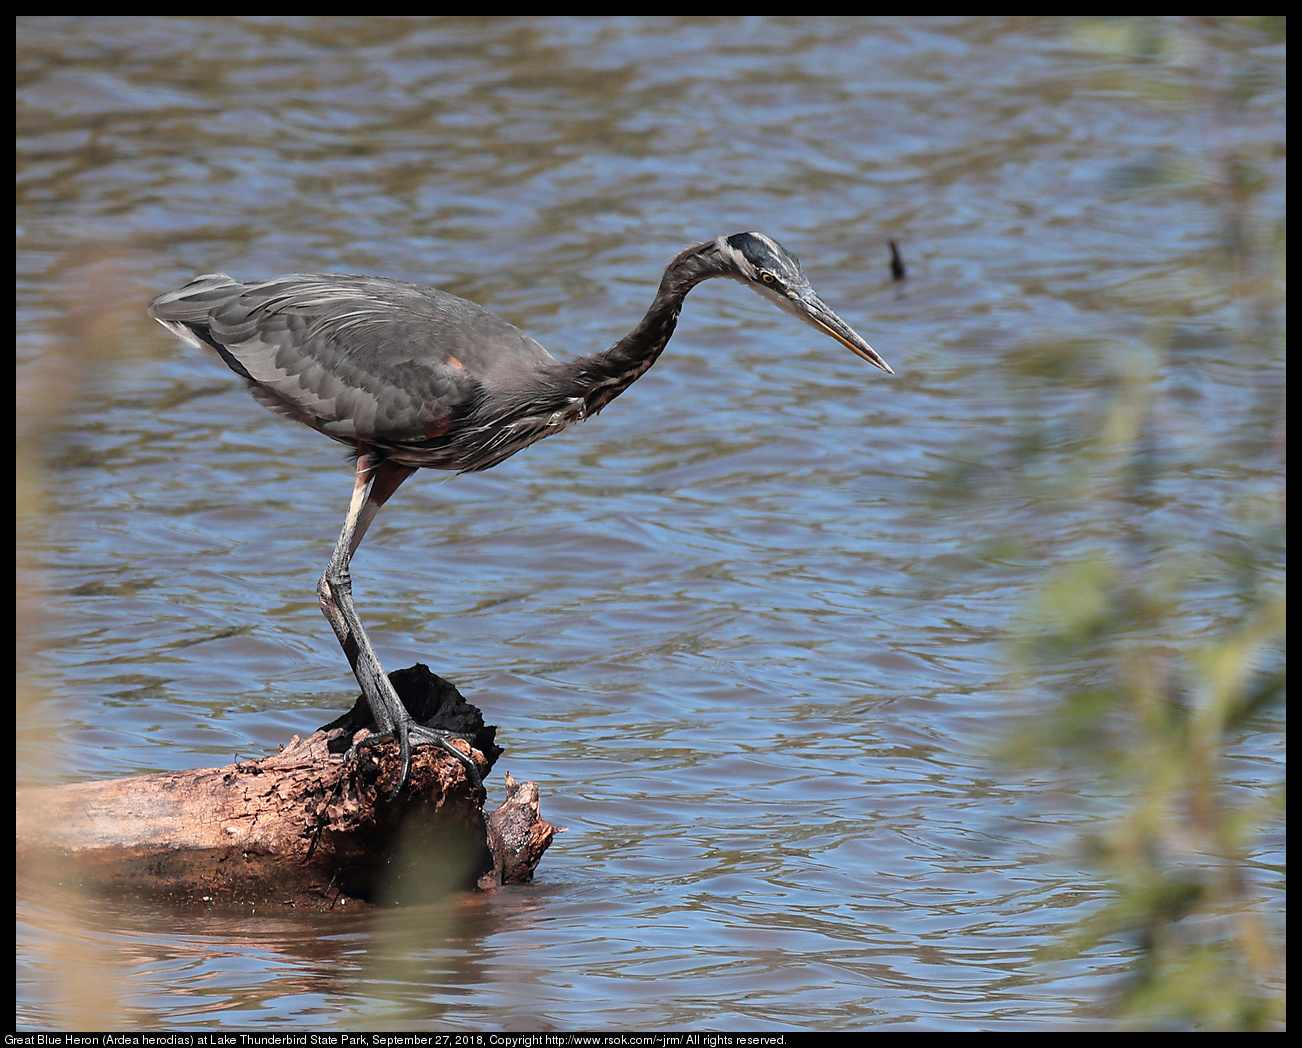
565, 243, 716, 418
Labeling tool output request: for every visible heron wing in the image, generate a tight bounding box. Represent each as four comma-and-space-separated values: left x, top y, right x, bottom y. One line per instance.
149, 273, 555, 447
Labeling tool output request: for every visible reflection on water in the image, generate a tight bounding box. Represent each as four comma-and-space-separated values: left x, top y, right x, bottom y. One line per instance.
17, 15, 1283, 1030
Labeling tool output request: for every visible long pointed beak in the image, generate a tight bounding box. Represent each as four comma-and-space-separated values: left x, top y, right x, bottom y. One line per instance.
796, 290, 894, 374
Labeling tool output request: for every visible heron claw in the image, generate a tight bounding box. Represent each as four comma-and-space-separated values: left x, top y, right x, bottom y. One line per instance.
345, 721, 484, 799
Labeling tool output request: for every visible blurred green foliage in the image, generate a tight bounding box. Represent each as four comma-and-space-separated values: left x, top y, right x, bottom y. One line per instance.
997, 18, 1285, 1030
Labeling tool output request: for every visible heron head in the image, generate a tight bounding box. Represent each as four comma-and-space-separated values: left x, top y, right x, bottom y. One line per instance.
711, 231, 894, 375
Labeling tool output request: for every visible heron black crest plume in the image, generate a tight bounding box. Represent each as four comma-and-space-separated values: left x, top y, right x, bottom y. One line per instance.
150, 232, 892, 796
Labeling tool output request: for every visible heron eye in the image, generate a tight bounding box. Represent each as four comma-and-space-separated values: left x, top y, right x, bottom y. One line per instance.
761, 272, 777, 284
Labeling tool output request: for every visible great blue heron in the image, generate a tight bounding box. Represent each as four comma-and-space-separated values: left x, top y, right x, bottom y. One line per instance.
149, 231, 893, 796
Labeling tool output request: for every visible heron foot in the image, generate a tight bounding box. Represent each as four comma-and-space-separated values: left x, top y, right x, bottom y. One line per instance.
346, 719, 484, 800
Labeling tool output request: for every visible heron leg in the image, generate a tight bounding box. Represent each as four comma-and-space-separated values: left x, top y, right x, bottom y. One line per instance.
317, 452, 482, 797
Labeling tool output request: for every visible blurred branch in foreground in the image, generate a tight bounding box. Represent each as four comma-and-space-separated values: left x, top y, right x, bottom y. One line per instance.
996, 18, 1285, 1030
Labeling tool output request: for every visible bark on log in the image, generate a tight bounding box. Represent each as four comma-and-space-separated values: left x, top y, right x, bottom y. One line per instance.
15, 665, 555, 907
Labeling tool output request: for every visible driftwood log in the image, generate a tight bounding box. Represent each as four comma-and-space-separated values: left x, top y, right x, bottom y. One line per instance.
14, 665, 555, 907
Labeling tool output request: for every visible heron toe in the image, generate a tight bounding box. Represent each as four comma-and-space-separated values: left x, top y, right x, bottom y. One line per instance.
346, 721, 483, 799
